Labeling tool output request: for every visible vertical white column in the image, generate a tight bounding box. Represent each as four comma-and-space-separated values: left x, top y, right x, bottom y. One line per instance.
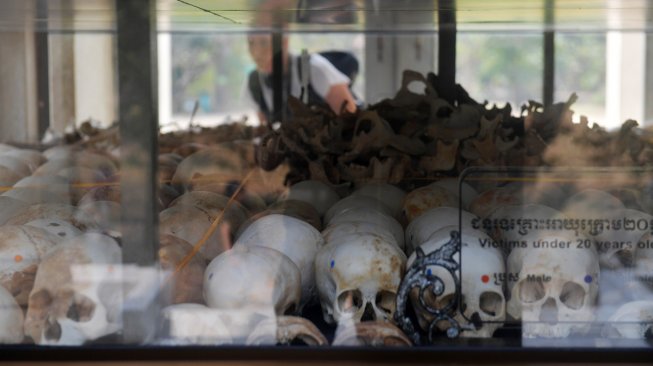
606, 31, 646, 129
158, 32, 172, 128
74, 34, 117, 127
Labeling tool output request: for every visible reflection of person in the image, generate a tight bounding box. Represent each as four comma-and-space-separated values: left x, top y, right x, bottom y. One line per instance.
246, 33, 358, 126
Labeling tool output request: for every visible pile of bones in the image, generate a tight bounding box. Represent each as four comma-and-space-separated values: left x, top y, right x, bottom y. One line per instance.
1, 70, 653, 346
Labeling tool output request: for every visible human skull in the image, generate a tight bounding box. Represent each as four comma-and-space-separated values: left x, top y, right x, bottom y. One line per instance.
327, 207, 404, 252
234, 214, 324, 307
351, 183, 406, 218
280, 180, 340, 218
1, 149, 45, 173
0, 225, 61, 305
24, 233, 122, 345
593, 208, 652, 269
25, 219, 82, 241
237, 200, 322, 236
0, 165, 21, 187
324, 194, 393, 225
7, 175, 71, 205
158, 234, 207, 305
75, 201, 122, 238
0, 197, 28, 226
404, 207, 479, 256
203, 246, 301, 316
402, 183, 459, 223
506, 233, 599, 338
0, 154, 31, 178
315, 233, 406, 325
0, 284, 24, 343
322, 221, 398, 250
602, 301, 653, 339
430, 178, 478, 210
159, 201, 244, 260
407, 226, 506, 338
6, 203, 94, 232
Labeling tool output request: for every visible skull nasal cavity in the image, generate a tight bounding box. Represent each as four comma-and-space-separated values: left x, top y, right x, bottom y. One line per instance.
539, 298, 558, 324
361, 303, 376, 322
44, 319, 62, 341
337, 290, 363, 314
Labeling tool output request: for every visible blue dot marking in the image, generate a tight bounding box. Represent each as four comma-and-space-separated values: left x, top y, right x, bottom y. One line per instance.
584, 275, 593, 284
330, 260, 335, 269
427, 269, 432, 276
208, 273, 214, 280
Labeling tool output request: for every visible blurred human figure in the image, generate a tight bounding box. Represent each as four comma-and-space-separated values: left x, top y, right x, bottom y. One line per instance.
246, 32, 358, 125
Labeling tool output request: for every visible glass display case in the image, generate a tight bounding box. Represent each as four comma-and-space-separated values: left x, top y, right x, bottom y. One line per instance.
1, 0, 653, 363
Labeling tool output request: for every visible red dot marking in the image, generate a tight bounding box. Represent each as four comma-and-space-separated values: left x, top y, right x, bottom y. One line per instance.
14, 255, 23, 263
481, 275, 490, 283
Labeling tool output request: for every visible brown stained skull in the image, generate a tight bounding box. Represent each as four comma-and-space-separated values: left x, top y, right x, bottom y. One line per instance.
0, 226, 62, 306
24, 233, 122, 345
159, 234, 208, 305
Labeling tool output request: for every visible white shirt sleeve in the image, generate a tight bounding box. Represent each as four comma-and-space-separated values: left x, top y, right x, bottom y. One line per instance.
308, 53, 351, 98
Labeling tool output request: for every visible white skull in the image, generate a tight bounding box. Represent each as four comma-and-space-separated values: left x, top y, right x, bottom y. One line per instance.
593, 208, 653, 269
0, 197, 27, 226
203, 246, 301, 316
562, 188, 624, 226
6, 203, 94, 232
602, 301, 653, 339
322, 221, 398, 250
25, 219, 82, 241
0, 225, 61, 305
24, 233, 122, 345
407, 226, 506, 338
0, 284, 24, 343
405, 207, 479, 256
430, 178, 478, 210
7, 175, 72, 205
324, 194, 393, 225
1, 149, 45, 173
351, 183, 406, 218
282, 180, 340, 217
0, 154, 31, 178
315, 233, 406, 324
234, 214, 324, 307
75, 201, 122, 238
327, 207, 404, 251
0, 165, 21, 187
506, 233, 599, 338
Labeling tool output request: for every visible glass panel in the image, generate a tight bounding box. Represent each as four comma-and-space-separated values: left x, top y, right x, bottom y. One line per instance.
457, 32, 543, 109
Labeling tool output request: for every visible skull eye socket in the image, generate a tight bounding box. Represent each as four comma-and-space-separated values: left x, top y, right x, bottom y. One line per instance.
518, 280, 545, 303
375, 290, 397, 314
479, 291, 503, 317
337, 290, 363, 314
67, 294, 96, 322
559, 281, 585, 310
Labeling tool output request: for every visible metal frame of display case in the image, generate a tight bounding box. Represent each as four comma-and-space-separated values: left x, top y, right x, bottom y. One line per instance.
2, 0, 653, 362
